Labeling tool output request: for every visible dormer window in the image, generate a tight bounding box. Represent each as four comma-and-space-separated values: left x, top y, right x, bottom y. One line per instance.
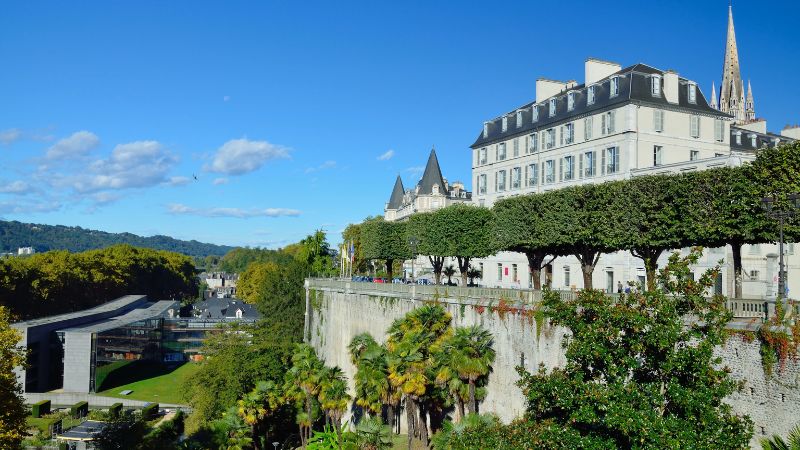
567, 92, 575, 111
516, 110, 523, 128
432, 184, 440, 194
688, 82, 697, 104
483, 122, 489, 138
610, 76, 620, 97
549, 98, 557, 117
735, 131, 742, 145
587, 85, 596, 105
235, 308, 243, 319
749, 134, 757, 147
531, 105, 539, 122
502, 116, 508, 132
651, 75, 661, 96
774, 138, 781, 147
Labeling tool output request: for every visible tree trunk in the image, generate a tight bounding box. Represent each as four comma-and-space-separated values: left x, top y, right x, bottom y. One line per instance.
457, 256, 470, 287
406, 398, 415, 450
731, 241, 743, 298
632, 248, 663, 291
252, 424, 260, 450
526, 250, 555, 290
429, 256, 444, 284
305, 396, 312, 448
417, 400, 429, 447
574, 249, 600, 290
467, 379, 476, 414
386, 258, 393, 280
456, 397, 465, 422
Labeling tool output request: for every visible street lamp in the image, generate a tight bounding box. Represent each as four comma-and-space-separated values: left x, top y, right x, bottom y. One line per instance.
761, 193, 800, 305
272, 442, 279, 450
408, 236, 419, 284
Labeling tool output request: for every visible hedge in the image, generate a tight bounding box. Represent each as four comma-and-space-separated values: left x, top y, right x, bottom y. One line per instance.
142, 402, 159, 420
70, 401, 88, 418
31, 399, 50, 418
110, 402, 123, 418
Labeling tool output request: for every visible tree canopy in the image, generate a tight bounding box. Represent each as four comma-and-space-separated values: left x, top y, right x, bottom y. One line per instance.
361, 218, 410, 280
0, 306, 26, 449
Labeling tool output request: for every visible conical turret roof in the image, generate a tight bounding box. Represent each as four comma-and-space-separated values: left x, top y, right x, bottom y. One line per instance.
719, 5, 743, 119
417, 148, 446, 195
387, 175, 405, 210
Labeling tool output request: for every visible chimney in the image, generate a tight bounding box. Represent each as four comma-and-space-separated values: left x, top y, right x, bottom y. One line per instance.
536, 78, 568, 103
781, 125, 800, 140
664, 70, 679, 104
585, 58, 621, 85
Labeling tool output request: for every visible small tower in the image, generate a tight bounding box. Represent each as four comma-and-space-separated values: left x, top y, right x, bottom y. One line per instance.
710, 81, 718, 110
746, 80, 755, 121
718, 5, 746, 123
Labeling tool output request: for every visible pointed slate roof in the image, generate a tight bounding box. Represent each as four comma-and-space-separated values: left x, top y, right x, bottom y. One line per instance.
417, 148, 446, 195
387, 175, 405, 209
719, 5, 743, 119
710, 81, 718, 109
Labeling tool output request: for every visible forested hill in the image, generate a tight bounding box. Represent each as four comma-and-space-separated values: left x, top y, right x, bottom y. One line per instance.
0, 220, 233, 257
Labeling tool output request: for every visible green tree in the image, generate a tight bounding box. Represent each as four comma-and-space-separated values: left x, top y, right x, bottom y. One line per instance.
406, 212, 448, 284
318, 366, 351, 431
761, 423, 800, 450
518, 249, 753, 448
437, 325, 495, 415
435, 204, 496, 287
466, 266, 482, 286
342, 221, 370, 275
361, 218, 411, 280
349, 334, 401, 432
284, 343, 325, 448
442, 265, 457, 285
237, 381, 282, 450
0, 306, 26, 450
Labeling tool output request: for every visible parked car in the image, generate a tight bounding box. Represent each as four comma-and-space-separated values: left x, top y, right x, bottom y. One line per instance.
416, 279, 433, 285
391, 278, 403, 284
373, 277, 387, 283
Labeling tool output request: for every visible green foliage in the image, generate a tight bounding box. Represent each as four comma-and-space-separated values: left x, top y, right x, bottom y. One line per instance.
141, 403, 158, 421
218, 247, 294, 273
361, 217, 411, 279
0, 244, 198, 320
342, 221, 370, 275
0, 219, 232, 257
761, 423, 800, 450
0, 307, 27, 449
31, 400, 50, 418
517, 249, 753, 448
91, 417, 150, 450
757, 301, 800, 377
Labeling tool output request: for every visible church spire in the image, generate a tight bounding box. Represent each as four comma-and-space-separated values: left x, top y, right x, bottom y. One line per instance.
719, 5, 745, 122
386, 175, 405, 210
746, 79, 755, 121
710, 81, 718, 109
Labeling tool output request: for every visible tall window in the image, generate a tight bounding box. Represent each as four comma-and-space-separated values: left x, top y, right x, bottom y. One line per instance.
513, 138, 519, 157
584, 116, 593, 140
690, 115, 700, 138
653, 145, 663, 166
603, 146, 620, 174
564, 123, 574, 145
496, 170, 506, 191
564, 266, 570, 287
549, 98, 557, 117
511, 167, 521, 189
531, 105, 539, 122
735, 131, 742, 145
479, 147, 487, 165
609, 76, 620, 97
497, 142, 507, 160
516, 110, 523, 128
688, 82, 697, 104
567, 92, 575, 111
545, 128, 556, 149
581, 150, 596, 177
526, 163, 538, 186
651, 75, 661, 96
529, 133, 538, 153
483, 122, 489, 138
714, 119, 724, 142
544, 160, 555, 183
501, 116, 508, 132
512, 264, 518, 283
690, 150, 699, 161
497, 263, 503, 281
601, 111, 616, 135
563, 155, 575, 181
654, 109, 664, 132
587, 85, 596, 105
750, 134, 757, 147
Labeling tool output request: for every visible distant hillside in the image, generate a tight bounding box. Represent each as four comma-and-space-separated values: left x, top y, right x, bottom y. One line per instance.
0, 220, 234, 257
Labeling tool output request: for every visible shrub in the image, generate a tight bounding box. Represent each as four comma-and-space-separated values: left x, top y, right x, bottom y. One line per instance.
70, 401, 88, 418
31, 400, 51, 418
142, 403, 159, 421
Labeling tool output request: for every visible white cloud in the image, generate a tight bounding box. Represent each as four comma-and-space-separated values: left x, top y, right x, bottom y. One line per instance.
377, 149, 394, 161
45, 131, 100, 160
206, 138, 289, 175
72, 140, 177, 193
0, 200, 61, 215
304, 160, 337, 174
167, 203, 301, 218
0, 180, 31, 194
405, 166, 424, 174
212, 177, 229, 185
167, 176, 191, 186
0, 128, 22, 145
91, 192, 121, 205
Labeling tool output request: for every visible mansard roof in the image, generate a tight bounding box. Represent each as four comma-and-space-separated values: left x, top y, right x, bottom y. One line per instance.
471, 63, 730, 148
387, 175, 405, 210
730, 125, 795, 152
417, 149, 447, 195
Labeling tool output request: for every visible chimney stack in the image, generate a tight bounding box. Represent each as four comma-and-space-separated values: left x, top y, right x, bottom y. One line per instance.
664, 70, 679, 104
585, 58, 621, 85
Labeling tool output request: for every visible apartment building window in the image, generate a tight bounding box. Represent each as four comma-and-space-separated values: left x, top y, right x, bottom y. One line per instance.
544, 160, 555, 183
690, 150, 699, 161
502, 116, 508, 132
549, 98, 557, 117
690, 115, 700, 138
516, 110, 523, 128
497, 142, 507, 160
564, 266, 571, 287
654, 109, 664, 132
529, 133, 538, 153
545, 128, 556, 149
512, 264, 518, 283
610, 76, 620, 97
532, 105, 539, 122
749, 270, 760, 280
587, 85, 596, 105
563, 155, 575, 181
735, 131, 742, 145
567, 92, 575, 111
750, 134, 757, 147
563, 123, 575, 145
651, 75, 661, 96
511, 138, 518, 157
478, 174, 487, 194
714, 119, 724, 142
603, 146, 620, 174
483, 122, 489, 138
584, 116, 593, 140
601, 111, 616, 135
526, 163, 538, 186
688, 82, 697, 104
496, 170, 506, 191
479, 147, 487, 165
581, 150, 596, 178
653, 145, 663, 166
497, 263, 503, 281
511, 167, 521, 189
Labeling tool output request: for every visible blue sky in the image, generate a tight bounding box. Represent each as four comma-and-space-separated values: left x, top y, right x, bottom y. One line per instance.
1, 1, 798, 248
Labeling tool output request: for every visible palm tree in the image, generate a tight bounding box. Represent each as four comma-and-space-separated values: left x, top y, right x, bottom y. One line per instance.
350, 336, 402, 431
443, 264, 457, 285
284, 343, 325, 448
348, 332, 378, 365
762, 424, 800, 450
448, 326, 495, 414
236, 381, 281, 450
466, 266, 482, 286
318, 366, 351, 431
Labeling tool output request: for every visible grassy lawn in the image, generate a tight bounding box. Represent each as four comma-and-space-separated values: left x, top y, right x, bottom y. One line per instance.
96, 361, 200, 404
